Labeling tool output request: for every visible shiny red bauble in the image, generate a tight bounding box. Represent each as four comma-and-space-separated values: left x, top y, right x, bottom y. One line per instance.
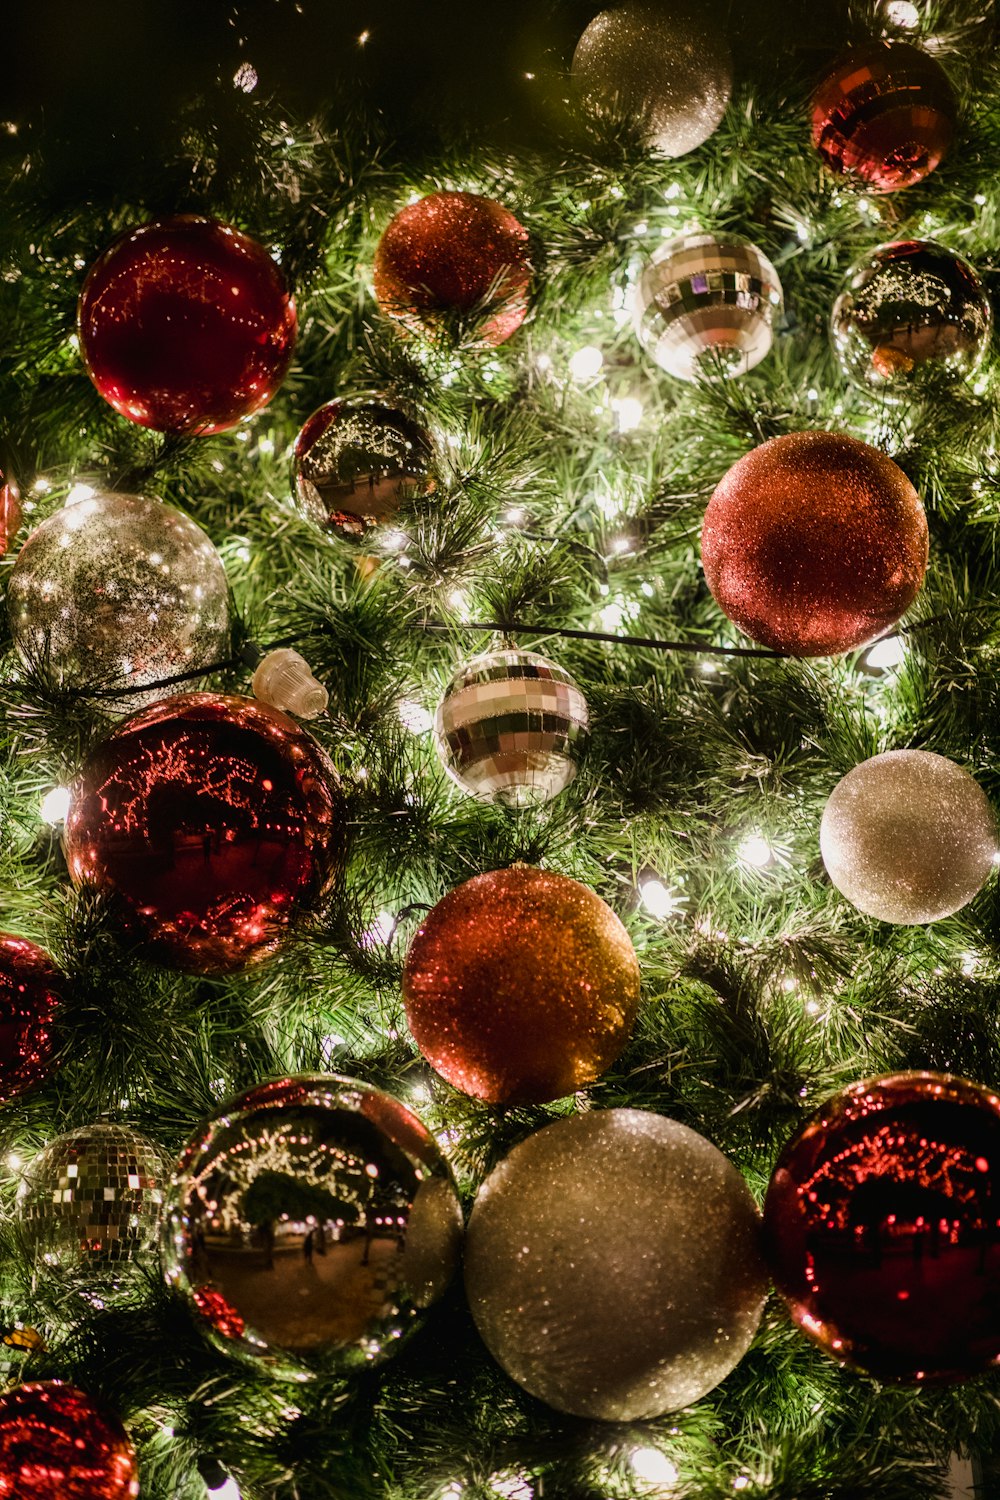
78, 216, 297, 433
0, 934, 61, 1103
0, 1381, 138, 1500
0, 471, 20, 558
700, 431, 928, 656
764, 1072, 1000, 1382
373, 191, 531, 348
64, 692, 346, 972
811, 42, 955, 193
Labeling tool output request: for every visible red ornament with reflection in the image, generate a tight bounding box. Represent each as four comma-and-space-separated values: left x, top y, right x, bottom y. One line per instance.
64, 692, 346, 972
78, 216, 297, 433
0, 470, 21, 558
0, 1380, 139, 1500
0, 934, 62, 1103
764, 1071, 1000, 1382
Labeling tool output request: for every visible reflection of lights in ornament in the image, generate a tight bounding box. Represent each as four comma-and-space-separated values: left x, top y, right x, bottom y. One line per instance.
864, 636, 906, 672
631, 1445, 679, 1489
639, 879, 684, 920
737, 833, 774, 870
40, 786, 71, 825
568, 345, 604, 381
64, 482, 96, 507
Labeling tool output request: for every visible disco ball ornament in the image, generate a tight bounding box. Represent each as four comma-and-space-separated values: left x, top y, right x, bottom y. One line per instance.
63, 692, 346, 972
292, 396, 433, 542
78, 215, 297, 433
764, 1071, 1000, 1381
0, 1381, 139, 1500
373, 191, 531, 348
820, 749, 997, 924
811, 41, 955, 193
7, 492, 231, 703
162, 1074, 463, 1378
0, 935, 62, 1104
402, 865, 640, 1104
18, 1123, 166, 1283
700, 431, 928, 656
571, 4, 732, 157
466, 1109, 767, 1418
633, 233, 783, 381
831, 239, 992, 395
434, 648, 590, 807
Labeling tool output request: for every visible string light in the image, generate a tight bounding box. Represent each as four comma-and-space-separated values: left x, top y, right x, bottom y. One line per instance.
40, 787, 71, 825
737, 833, 774, 870
863, 636, 906, 672
883, 0, 919, 25
398, 700, 434, 733
612, 395, 643, 432
631, 1446, 679, 1489
639, 878, 684, 920
568, 345, 604, 381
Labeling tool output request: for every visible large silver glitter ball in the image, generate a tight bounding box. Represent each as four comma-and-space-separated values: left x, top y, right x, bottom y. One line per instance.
433, 649, 590, 807
465, 1109, 767, 1420
820, 749, 998, 925
161, 1075, 463, 1379
7, 491, 231, 704
571, 4, 732, 157
18, 1123, 167, 1284
830, 239, 992, 396
633, 234, 783, 381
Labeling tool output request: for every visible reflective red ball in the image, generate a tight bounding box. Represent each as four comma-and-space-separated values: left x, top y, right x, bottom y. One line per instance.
764, 1072, 1000, 1382
64, 692, 345, 972
78, 216, 297, 433
0, 1381, 138, 1500
0, 934, 61, 1103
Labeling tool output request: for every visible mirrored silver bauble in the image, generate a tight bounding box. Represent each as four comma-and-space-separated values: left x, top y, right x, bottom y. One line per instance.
162, 1074, 463, 1378
831, 239, 992, 395
292, 396, 433, 542
633, 234, 783, 381
434, 649, 590, 807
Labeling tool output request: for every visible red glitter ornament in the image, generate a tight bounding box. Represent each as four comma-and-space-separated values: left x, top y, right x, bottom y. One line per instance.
64, 692, 346, 972
764, 1072, 1000, 1382
0, 1381, 138, 1500
0, 935, 61, 1103
700, 431, 928, 657
78, 215, 297, 433
811, 42, 955, 193
373, 191, 531, 348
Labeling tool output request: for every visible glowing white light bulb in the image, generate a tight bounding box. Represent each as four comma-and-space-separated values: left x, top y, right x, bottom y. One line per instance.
631, 1447, 679, 1487
612, 395, 643, 432
737, 833, 773, 870
568, 345, 604, 381
206, 1480, 241, 1500
397, 700, 434, 733
40, 786, 71, 825
64, 482, 96, 508
233, 62, 258, 92
639, 879, 682, 920
864, 636, 905, 672
884, 0, 919, 26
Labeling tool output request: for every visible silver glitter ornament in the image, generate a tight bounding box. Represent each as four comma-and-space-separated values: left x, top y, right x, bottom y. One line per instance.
831, 239, 992, 396
292, 396, 433, 542
7, 492, 230, 704
465, 1109, 767, 1420
433, 649, 589, 807
162, 1074, 463, 1379
571, 4, 732, 157
633, 234, 783, 381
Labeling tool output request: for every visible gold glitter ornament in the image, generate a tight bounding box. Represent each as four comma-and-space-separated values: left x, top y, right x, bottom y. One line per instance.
571, 4, 732, 157
465, 1108, 767, 1419
820, 749, 997, 924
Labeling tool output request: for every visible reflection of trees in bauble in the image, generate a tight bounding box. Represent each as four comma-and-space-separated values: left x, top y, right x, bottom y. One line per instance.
145, 781, 201, 853
241, 1171, 356, 1228
840, 1177, 961, 1246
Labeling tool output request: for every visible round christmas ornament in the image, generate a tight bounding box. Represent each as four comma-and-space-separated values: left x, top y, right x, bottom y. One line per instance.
633, 233, 783, 382
0, 935, 62, 1104
78, 215, 297, 433
373, 191, 531, 348
571, 4, 732, 158
292, 395, 433, 541
811, 42, 955, 193
7, 491, 231, 702
433, 648, 590, 807
0, 470, 21, 558
18, 1123, 166, 1282
402, 865, 640, 1104
831, 239, 992, 395
820, 749, 997, 924
466, 1108, 767, 1419
63, 692, 346, 972
162, 1074, 463, 1378
764, 1071, 1000, 1381
0, 1381, 138, 1500
700, 431, 928, 656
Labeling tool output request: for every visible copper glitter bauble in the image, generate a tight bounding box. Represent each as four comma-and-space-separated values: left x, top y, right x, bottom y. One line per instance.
292, 395, 433, 542
820, 749, 997, 924
571, 4, 732, 157
831, 239, 992, 396
162, 1074, 463, 1378
465, 1109, 767, 1419
0, 1381, 139, 1500
78, 215, 297, 433
64, 692, 345, 972
373, 192, 531, 348
0, 935, 61, 1104
433, 649, 590, 807
811, 42, 955, 193
764, 1071, 1000, 1381
700, 431, 928, 656
402, 865, 640, 1104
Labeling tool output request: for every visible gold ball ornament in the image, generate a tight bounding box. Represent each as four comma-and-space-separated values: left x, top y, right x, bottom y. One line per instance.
465, 1109, 767, 1419
820, 750, 998, 924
